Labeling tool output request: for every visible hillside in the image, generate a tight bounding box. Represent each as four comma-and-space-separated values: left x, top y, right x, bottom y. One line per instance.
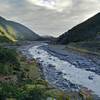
57, 13, 100, 44
0, 16, 40, 42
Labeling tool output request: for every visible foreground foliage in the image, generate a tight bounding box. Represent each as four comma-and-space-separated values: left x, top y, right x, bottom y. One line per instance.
0, 46, 93, 100
0, 47, 65, 100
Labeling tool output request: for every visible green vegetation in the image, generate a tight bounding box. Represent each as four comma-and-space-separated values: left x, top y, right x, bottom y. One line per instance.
0, 47, 93, 100
0, 25, 17, 42
57, 13, 100, 44
67, 40, 100, 56
0, 36, 10, 43
0, 47, 70, 100
0, 16, 40, 42
0, 47, 20, 75
0, 82, 46, 100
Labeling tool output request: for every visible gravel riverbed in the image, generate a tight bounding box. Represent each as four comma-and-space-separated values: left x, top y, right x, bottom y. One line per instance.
18, 42, 100, 98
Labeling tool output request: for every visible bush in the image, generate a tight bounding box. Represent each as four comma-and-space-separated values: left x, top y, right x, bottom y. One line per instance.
0, 47, 20, 75
0, 83, 47, 100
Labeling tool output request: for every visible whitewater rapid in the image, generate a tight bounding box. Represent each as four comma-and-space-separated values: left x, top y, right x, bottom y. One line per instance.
28, 43, 100, 97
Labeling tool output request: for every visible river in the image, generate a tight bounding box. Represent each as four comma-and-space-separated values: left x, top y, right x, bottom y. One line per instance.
20, 42, 100, 97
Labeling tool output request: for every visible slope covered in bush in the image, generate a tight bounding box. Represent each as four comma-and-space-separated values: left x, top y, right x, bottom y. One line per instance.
0, 16, 40, 42
57, 13, 100, 44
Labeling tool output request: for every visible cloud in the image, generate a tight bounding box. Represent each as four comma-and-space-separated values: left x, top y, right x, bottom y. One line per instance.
0, 0, 100, 37
27, 0, 72, 12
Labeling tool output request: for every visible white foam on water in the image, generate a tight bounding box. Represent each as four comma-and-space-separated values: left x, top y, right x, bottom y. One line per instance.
29, 44, 100, 97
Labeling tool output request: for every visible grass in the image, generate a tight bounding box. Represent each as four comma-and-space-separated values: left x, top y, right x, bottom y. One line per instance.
0, 25, 17, 42
19, 58, 41, 81
67, 40, 100, 56
0, 46, 94, 100
0, 47, 68, 99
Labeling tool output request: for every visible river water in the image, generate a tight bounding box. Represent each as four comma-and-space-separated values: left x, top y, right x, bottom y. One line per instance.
24, 43, 100, 97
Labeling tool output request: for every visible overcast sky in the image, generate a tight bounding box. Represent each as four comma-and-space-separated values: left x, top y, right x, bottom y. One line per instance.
0, 0, 100, 37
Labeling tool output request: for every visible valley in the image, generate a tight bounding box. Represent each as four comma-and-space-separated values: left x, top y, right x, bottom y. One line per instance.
0, 12, 100, 100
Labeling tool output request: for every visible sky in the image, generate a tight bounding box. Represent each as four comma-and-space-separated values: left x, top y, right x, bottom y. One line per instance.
0, 0, 100, 37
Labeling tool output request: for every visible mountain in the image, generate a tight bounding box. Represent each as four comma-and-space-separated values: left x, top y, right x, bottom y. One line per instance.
57, 13, 100, 44
0, 16, 40, 42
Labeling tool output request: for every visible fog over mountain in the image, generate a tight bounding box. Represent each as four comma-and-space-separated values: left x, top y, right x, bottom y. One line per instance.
0, 0, 100, 37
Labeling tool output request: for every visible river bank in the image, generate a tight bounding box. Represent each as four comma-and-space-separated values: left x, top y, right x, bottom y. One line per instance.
18, 41, 100, 99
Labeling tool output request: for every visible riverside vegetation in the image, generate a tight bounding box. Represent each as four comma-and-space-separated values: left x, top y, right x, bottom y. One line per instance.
0, 15, 96, 100
0, 45, 94, 100
0, 46, 81, 100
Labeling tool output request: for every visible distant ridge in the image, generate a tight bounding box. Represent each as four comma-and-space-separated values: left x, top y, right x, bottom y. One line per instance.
57, 13, 100, 44
0, 16, 40, 42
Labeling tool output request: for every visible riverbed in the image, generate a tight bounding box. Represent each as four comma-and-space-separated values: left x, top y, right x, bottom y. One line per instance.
19, 42, 100, 98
